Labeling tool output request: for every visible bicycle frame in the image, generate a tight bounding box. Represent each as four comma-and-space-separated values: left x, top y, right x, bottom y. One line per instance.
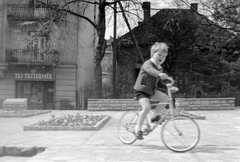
118, 77, 200, 152
139, 78, 179, 132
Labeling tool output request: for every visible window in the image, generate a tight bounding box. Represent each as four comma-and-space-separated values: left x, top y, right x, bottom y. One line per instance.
17, 82, 43, 104
27, 31, 46, 50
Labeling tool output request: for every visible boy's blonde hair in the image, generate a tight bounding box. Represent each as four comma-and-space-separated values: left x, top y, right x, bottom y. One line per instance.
150, 42, 169, 57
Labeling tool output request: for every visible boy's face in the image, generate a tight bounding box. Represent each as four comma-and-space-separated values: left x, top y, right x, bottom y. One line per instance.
152, 48, 168, 65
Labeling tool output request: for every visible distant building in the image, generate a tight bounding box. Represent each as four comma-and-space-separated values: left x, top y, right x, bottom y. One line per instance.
101, 37, 113, 98
102, 37, 113, 84
0, 0, 97, 109
116, 2, 231, 98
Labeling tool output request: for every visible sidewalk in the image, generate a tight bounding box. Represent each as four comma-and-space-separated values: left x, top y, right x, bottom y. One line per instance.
0, 109, 240, 162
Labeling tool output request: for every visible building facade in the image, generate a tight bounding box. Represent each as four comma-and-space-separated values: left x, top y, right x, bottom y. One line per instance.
0, 0, 97, 110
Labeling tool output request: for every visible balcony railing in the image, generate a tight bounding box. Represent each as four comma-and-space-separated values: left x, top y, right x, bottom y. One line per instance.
6, 49, 59, 64
7, 4, 54, 20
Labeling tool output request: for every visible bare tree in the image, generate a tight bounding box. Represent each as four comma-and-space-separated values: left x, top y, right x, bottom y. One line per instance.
29, 0, 148, 98
29, 0, 115, 98
170, 0, 240, 32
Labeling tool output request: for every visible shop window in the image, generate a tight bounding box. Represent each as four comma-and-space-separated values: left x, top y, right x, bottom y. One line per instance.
17, 82, 43, 104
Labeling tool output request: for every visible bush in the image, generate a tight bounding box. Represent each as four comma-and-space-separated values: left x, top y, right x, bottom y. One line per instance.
221, 82, 240, 105
102, 82, 112, 98
82, 82, 94, 99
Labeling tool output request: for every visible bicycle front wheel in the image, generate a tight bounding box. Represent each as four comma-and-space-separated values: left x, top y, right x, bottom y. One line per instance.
117, 111, 138, 144
161, 115, 200, 152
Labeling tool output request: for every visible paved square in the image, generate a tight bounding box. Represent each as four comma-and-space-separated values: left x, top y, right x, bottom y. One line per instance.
0, 109, 239, 162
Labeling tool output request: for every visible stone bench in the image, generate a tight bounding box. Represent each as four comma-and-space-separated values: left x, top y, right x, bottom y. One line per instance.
3, 98, 28, 110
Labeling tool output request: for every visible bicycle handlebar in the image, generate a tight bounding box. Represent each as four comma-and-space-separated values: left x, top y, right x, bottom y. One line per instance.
165, 77, 174, 87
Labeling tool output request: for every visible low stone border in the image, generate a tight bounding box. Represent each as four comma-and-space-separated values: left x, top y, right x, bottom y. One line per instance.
163, 112, 206, 120
175, 98, 235, 110
0, 146, 46, 156
88, 98, 235, 111
177, 111, 206, 120
182, 114, 205, 120
23, 115, 111, 131
0, 110, 52, 118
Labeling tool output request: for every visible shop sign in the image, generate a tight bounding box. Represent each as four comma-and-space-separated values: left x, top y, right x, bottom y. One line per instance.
15, 68, 55, 81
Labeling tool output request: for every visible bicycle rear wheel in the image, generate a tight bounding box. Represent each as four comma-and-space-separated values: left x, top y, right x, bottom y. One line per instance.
161, 115, 200, 152
117, 111, 138, 144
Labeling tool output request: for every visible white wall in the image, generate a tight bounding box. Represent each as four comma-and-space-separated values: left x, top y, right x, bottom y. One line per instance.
77, 2, 97, 88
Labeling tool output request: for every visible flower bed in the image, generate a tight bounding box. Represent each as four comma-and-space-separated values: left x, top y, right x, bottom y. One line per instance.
24, 113, 111, 131
0, 110, 51, 118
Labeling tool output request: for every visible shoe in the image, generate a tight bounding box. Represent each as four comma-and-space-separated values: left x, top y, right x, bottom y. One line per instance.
165, 105, 169, 109
151, 115, 161, 123
135, 130, 144, 140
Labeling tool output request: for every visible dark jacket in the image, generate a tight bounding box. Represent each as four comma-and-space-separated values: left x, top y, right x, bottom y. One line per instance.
134, 60, 167, 95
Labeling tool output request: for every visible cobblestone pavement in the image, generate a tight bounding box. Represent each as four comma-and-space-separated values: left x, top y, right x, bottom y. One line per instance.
0, 109, 240, 162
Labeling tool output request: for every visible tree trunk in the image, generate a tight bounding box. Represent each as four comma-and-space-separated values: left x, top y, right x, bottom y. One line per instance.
94, 38, 107, 98
94, 60, 102, 98
93, 0, 107, 98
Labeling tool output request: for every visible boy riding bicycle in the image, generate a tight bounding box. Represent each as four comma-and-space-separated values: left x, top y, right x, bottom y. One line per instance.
133, 42, 178, 140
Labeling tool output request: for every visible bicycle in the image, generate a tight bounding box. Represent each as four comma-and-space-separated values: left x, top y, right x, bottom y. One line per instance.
117, 77, 200, 152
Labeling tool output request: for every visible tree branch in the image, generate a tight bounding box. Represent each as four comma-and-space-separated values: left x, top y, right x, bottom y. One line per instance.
59, 8, 97, 29
61, 0, 100, 9
118, 1, 144, 63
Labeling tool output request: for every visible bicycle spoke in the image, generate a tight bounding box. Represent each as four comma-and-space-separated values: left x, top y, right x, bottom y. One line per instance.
161, 115, 200, 152
117, 111, 138, 144
164, 127, 190, 146
118, 111, 150, 144
125, 123, 135, 133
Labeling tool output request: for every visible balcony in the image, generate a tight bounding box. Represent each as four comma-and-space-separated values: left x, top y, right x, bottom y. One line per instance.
6, 49, 59, 65
7, 4, 54, 20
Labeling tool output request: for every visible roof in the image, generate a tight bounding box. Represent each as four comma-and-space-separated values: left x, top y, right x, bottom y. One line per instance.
117, 8, 209, 47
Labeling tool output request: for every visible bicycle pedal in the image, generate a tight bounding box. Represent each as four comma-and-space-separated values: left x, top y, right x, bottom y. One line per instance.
152, 122, 162, 125
143, 132, 149, 136
143, 128, 152, 135
143, 130, 150, 136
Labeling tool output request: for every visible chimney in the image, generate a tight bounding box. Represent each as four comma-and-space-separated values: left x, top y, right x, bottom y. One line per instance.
142, 2, 151, 21
190, 3, 198, 12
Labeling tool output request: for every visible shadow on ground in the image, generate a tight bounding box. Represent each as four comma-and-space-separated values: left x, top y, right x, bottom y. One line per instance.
136, 144, 238, 154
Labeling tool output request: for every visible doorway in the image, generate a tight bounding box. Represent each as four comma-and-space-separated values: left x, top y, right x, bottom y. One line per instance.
44, 82, 54, 109
16, 81, 54, 109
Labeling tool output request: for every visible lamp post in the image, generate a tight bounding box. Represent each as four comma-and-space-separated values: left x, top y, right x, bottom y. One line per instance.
112, 0, 117, 97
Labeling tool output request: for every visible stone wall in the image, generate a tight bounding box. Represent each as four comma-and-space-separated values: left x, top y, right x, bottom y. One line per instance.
88, 98, 235, 111
88, 99, 139, 111
175, 98, 235, 110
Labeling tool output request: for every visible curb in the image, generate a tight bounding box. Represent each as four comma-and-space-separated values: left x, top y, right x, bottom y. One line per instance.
164, 115, 206, 120
0, 110, 52, 118
188, 114, 206, 120
23, 115, 111, 131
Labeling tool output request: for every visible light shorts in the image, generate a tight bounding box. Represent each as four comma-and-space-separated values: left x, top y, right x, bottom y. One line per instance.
150, 90, 168, 102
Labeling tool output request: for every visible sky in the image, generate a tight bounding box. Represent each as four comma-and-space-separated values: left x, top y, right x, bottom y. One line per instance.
105, 0, 169, 39
104, 0, 210, 39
